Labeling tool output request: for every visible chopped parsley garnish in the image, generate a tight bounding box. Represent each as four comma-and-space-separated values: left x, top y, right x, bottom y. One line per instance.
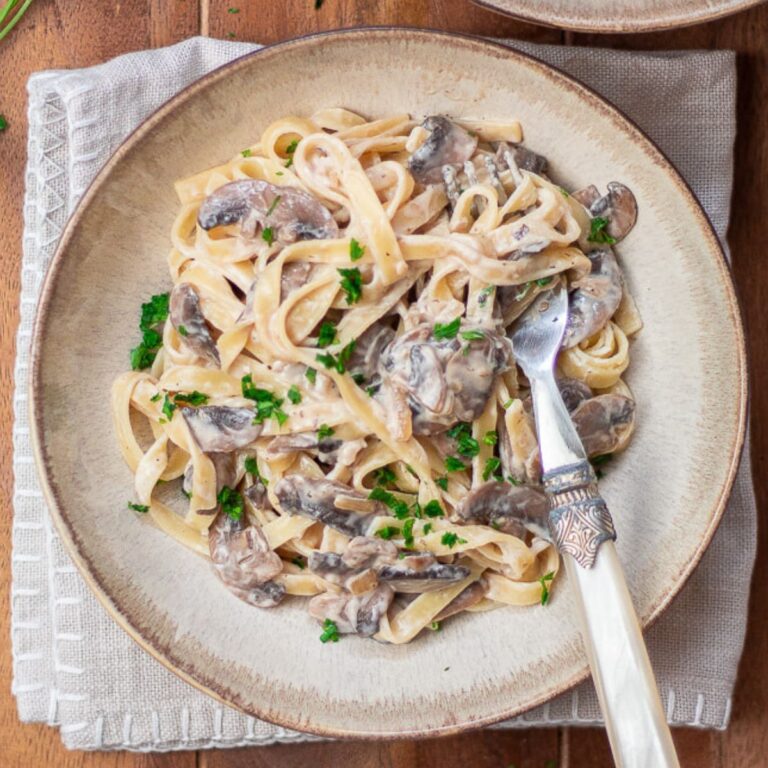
292, 556, 306, 570
315, 339, 356, 373
483, 430, 498, 446
374, 466, 396, 486
338, 267, 363, 304
130, 293, 170, 370
503, 398, 516, 409
265, 195, 282, 217
478, 285, 495, 306
560, 187, 570, 198
366, 385, 378, 397
244, 456, 268, 486
228, 6, 239, 12
539, 571, 555, 606
422, 523, 433, 535
161, 394, 177, 421
448, 422, 479, 458
262, 226, 275, 246
177, 324, 188, 336
430, 621, 441, 631
287, 385, 302, 405
0, 115, 7, 132
482, 456, 502, 482
460, 329, 485, 342
150, 392, 162, 403
317, 321, 337, 348
241, 374, 287, 425
349, 238, 365, 261
241, 148, 252, 157
447, 422, 470, 439
305, 367, 317, 384
368, 487, 409, 519
317, 424, 335, 440
423, 500, 444, 518
587, 216, 616, 245
173, 390, 209, 406
217, 486, 244, 521
433, 317, 461, 340
507, 475, 521, 486
319, 618, 339, 643
285, 139, 299, 154
402, 518, 416, 548
536, 276, 554, 288
444, 456, 466, 473
351, 372, 365, 385
441, 532, 467, 549
316, 352, 336, 369
375, 526, 401, 540
435, 476, 449, 491
127, 502, 149, 513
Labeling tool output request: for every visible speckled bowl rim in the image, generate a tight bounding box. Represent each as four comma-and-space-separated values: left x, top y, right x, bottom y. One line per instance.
471, 0, 765, 34
29, 27, 748, 739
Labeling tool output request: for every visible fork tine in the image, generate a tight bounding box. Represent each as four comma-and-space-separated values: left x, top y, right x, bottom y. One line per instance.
441, 164, 461, 208
497, 141, 524, 188
463, 160, 484, 218
483, 155, 507, 204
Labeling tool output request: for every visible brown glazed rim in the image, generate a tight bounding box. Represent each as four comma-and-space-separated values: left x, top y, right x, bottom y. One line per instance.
471, 0, 766, 34
29, 28, 748, 739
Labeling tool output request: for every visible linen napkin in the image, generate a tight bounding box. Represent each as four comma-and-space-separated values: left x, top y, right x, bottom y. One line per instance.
12, 36, 755, 751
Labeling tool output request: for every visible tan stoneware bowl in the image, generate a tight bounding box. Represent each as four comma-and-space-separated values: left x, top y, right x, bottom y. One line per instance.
30, 29, 746, 738
472, 0, 765, 33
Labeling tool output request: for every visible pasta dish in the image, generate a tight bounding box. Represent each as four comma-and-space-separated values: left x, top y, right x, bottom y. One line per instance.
112, 110, 641, 644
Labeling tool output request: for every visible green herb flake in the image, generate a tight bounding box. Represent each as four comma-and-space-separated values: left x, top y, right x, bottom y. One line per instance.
319, 618, 340, 643
375, 526, 401, 541
0, 115, 7, 132
177, 324, 189, 336
430, 621, 441, 631
483, 430, 498, 446
286, 385, 302, 405
265, 195, 282, 218
374, 466, 396, 486
127, 502, 149, 513
241, 374, 286, 425
477, 285, 495, 306
482, 456, 502, 482
317, 321, 337, 348
560, 187, 570, 198
262, 226, 275, 246
317, 424, 335, 440
228, 6, 240, 12
226, 31, 236, 38
173, 390, 209, 406
503, 398, 516, 409
422, 523, 433, 535
366, 385, 378, 397
336, 340, 356, 374
368, 487, 409, 519
351, 372, 365, 385
539, 571, 555, 606
291, 556, 306, 570
338, 267, 363, 305
507, 475, 521, 486
456, 434, 479, 458
241, 148, 253, 158
441, 532, 467, 549
433, 317, 461, 340
131, 293, 170, 370
423, 500, 444, 518
285, 139, 299, 154
217, 486, 244, 521
305, 366, 317, 384
349, 238, 365, 261
587, 216, 617, 245
435, 476, 448, 491
444, 456, 466, 473
244, 456, 268, 486
460, 329, 485, 342
402, 518, 416, 549
315, 352, 336, 370
161, 394, 177, 421
535, 276, 554, 288
150, 393, 162, 403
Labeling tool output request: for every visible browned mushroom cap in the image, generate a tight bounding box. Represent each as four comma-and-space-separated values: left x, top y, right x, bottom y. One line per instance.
181, 406, 263, 453
308, 584, 394, 637
433, 581, 486, 622
505, 144, 548, 176
266, 433, 365, 466
345, 322, 395, 386
558, 377, 593, 413
377, 552, 470, 594
170, 283, 221, 366
342, 536, 398, 569
572, 394, 636, 457
407, 117, 478, 184
573, 182, 638, 243
379, 323, 513, 436
197, 180, 339, 243
457, 481, 549, 540
208, 509, 285, 608
274, 476, 380, 537
309, 537, 398, 588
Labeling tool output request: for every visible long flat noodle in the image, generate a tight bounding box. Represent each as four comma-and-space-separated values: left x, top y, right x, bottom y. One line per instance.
135, 433, 170, 505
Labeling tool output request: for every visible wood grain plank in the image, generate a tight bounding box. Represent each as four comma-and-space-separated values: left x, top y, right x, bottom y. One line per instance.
204, 0, 562, 44
0, 4, 199, 768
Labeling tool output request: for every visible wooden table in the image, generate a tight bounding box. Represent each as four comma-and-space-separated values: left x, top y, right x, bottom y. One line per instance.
1, 2, 765, 766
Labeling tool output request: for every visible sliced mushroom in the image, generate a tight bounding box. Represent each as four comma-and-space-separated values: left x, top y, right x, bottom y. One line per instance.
563, 249, 623, 349
244, 480, 271, 513
170, 283, 221, 366
558, 377, 593, 413
197, 180, 339, 244
309, 537, 398, 588
182, 451, 236, 501
572, 394, 636, 457
407, 117, 478, 184
181, 406, 262, 452
308, 584, 394, 637
379, 323, 513, 436
208, 509, 285, 608
433, 581, 486, 622
345, 322, 395, 386
377, 553, 470, 594
342, 536, 398, 569
457, 481, 549, 540
266, 433, 366, 467
573, 182, 638, 243
275, 476, 379, 537
509, 144, 548, 176
281, 261, 315, 301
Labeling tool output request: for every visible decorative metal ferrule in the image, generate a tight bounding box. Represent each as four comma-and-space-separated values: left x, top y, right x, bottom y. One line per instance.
542, 460, 616, 569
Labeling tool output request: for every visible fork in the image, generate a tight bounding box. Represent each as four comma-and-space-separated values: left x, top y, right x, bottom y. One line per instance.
511, 282, 680, 768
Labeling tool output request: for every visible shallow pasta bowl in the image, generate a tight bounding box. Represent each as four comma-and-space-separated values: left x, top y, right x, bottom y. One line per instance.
30, 28, 746, 738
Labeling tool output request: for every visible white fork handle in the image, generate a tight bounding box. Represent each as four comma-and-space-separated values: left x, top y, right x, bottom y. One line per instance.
565, 545, 680, 768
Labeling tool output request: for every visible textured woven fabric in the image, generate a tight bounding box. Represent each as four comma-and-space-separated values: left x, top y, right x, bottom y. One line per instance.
11, 36, 754, 751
